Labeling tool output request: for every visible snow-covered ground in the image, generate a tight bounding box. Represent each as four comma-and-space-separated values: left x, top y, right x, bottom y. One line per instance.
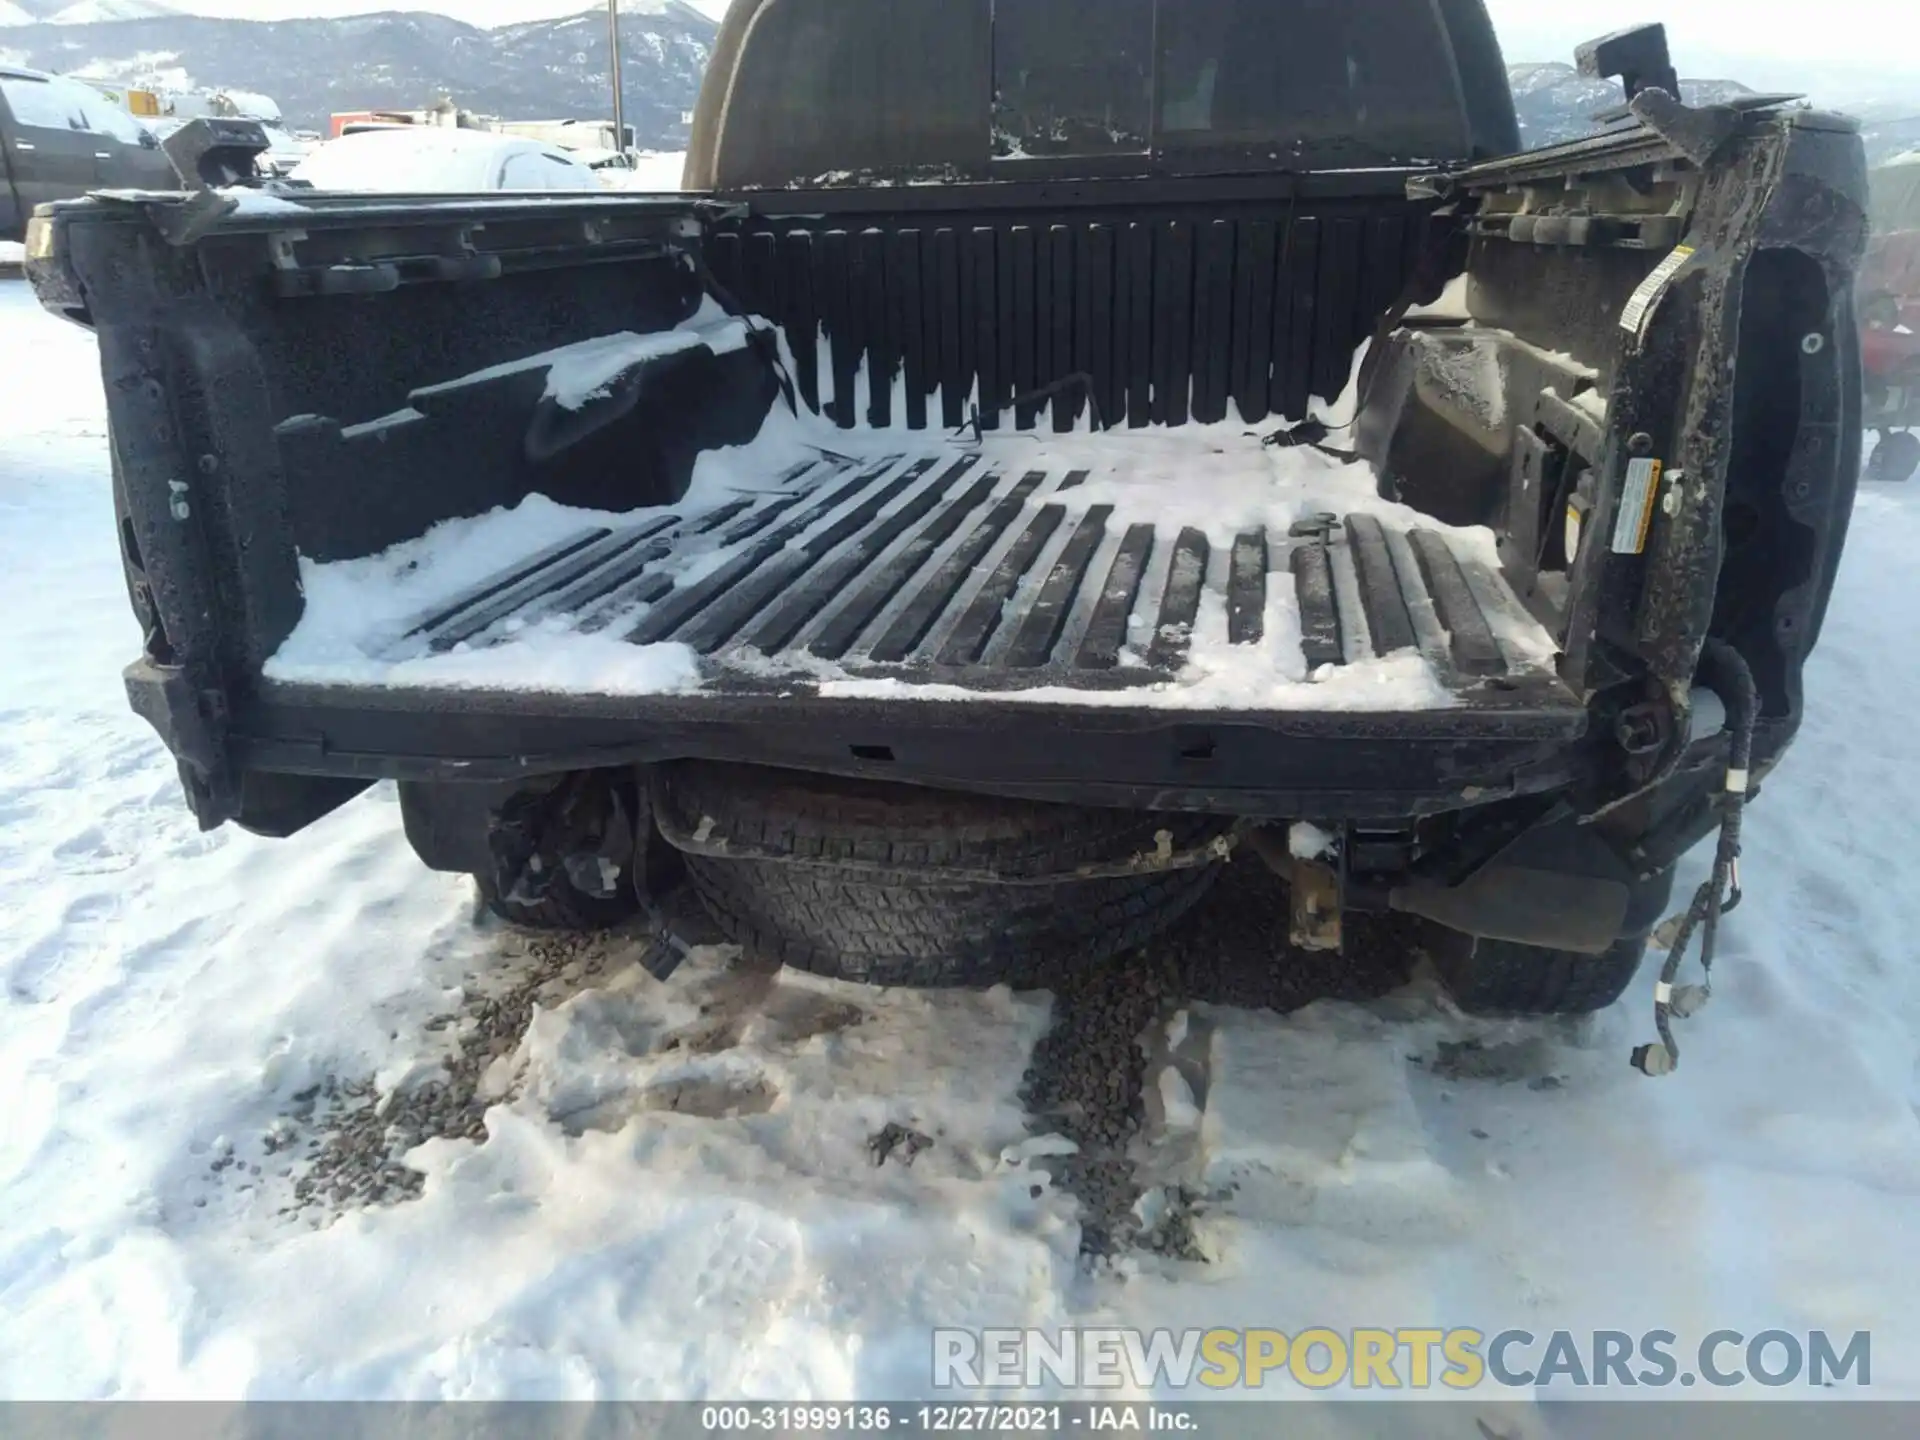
4, 274, 1920, 1409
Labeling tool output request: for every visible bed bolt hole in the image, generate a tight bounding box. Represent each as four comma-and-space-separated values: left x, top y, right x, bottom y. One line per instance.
850, 744, 895, 763
1801, 332, 1826, 355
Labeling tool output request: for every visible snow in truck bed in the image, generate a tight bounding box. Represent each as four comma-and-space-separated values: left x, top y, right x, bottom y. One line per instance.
265, 382, 1564, 713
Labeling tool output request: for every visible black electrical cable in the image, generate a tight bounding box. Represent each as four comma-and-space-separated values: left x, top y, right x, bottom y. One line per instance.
688, 248, 800, 411
1632, 639, 1758, 1077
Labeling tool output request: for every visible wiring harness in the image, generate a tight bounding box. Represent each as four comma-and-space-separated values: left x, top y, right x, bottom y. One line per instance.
1631, 640, 1758, 1077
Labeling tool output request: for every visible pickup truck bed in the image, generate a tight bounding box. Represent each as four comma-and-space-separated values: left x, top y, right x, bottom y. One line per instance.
26, 69, 1870, 1012
270, 422, 1569, 711
24, 0, 1880, 1023
251, 409, 1582, 818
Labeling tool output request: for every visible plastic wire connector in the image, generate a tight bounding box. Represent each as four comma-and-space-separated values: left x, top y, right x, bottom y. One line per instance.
1668, 984, 1711, 1019
1631, 1042, 1677, 1077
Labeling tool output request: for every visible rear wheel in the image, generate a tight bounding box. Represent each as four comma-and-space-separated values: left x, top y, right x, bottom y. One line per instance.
659, 763, 1226, 988
1430, 934, 1649, 1017
1866, 430, 1919, 485
476, 864, 640, 932
472, 772, 645, 932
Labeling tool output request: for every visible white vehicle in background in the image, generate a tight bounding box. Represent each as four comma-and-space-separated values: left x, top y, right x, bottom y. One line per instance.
290, 126, 602, 193
494, 117, 633, 158
257, 125, 313, 177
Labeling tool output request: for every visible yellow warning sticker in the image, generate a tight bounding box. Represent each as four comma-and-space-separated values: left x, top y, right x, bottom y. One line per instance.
1611, 457, 1664, 555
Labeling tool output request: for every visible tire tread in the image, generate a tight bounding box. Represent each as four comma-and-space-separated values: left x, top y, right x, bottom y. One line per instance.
1433, 935, 1648, 1016
664, 763, 1225, 987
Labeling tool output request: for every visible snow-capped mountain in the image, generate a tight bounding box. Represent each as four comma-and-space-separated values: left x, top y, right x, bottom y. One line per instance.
1509, 62, 1758, 148
0, 0, 181, 21
0, 7, 716, 147
48, 2, 185, 20
1510, 60, 1920, 165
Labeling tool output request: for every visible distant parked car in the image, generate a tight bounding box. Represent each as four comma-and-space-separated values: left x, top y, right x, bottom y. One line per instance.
0, 65, 174, 241
290, 127, 602, 194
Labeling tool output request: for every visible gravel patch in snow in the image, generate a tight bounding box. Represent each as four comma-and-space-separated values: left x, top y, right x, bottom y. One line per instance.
1018, 860, 1426, 1261
276, 928, 629, 1222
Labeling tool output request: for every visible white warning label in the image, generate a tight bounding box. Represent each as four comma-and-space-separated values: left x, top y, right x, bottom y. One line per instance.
1611, 457, 1664, 555
1619, 245, 1695, 336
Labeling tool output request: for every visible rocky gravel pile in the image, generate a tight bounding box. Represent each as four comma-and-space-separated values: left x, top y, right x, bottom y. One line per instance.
1019, 857, 1424, 1260
278, 927, 630, 1221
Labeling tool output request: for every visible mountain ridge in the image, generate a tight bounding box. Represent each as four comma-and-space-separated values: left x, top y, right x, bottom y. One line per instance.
0, 7, 717, 148
4, 0, 184, 20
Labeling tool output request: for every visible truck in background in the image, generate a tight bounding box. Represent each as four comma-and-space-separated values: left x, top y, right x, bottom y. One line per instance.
0, 64, 172, 243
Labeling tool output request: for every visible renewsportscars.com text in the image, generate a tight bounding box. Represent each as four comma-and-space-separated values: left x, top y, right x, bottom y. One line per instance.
932, 1327, 1871, 1391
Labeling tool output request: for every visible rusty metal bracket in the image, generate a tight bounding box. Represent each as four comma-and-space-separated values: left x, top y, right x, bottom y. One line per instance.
1245, 828, 1345, 953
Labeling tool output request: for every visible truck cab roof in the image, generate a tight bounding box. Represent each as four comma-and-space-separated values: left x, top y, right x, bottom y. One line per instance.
687, 0, 1519, 190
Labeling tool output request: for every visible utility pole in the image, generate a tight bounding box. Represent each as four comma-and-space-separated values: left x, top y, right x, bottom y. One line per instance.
607, 0, 628, 163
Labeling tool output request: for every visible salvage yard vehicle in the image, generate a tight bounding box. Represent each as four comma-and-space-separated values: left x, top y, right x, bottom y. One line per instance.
288, 127, 602, 195
1, 65, 174, 243
1862, 151, 1920, 483
25, 3, 1869, 1068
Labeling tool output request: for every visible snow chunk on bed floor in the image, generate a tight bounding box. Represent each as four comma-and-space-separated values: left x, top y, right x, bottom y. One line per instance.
268, 494, 706, 693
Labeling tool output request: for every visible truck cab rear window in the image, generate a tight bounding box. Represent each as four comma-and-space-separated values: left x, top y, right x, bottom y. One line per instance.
1156, 0, 1465, 161
992, 0, 1152, 159
706, 0, 1483, 188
